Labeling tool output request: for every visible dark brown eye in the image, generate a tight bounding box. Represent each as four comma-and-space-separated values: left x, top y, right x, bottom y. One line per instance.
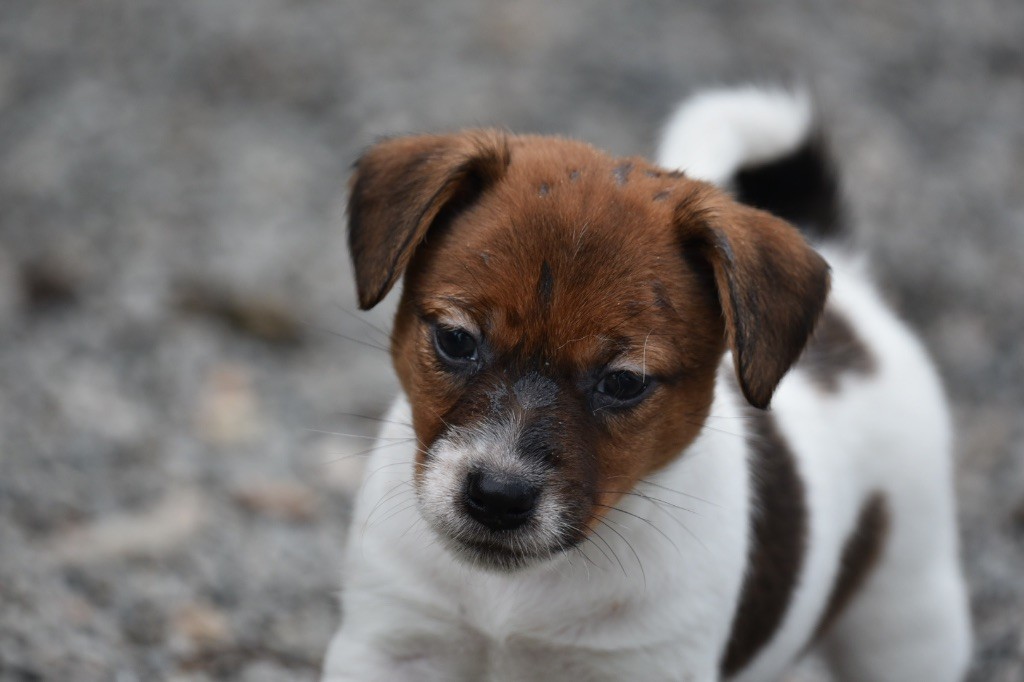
596, 371, 649, 403
435, 326, 478, 363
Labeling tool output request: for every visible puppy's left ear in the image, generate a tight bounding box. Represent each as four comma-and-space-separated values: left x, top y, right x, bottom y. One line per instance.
677, 185, 831, 409
347, 130, 511, 309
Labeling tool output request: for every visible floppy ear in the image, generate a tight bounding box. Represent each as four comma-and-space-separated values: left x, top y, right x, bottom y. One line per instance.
676, 185, 831, 409
347, 130, 511, 309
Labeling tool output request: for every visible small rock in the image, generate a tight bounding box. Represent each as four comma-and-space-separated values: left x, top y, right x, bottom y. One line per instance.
1011, 498, 1024, 535
120, 598, 167, 646
175, 282, 304, 346
63, 595, 96, 627
232, 480, 318, 522
239, 662, 301, 682
20, 256, 80, 309
48, 488, 207, 564
195, 365, 263, 446
173, 602, 232, 649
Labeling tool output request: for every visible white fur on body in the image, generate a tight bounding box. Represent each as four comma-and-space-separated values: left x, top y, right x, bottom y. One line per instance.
322, 88, 971, 681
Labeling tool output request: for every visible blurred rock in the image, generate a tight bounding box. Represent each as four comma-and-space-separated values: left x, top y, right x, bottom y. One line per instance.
120, 598, 167, 646
172, 602, 232, 649
240, 661, 312, 682
232, 479, 319, 522
0, 245, 18, 324
19, 255, 80, 310
176, 282, 305, 347
195, 365, 263, 446
48, 489, 207, 564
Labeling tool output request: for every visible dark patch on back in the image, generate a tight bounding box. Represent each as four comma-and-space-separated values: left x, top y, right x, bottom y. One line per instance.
721, 409, 808, 677
538, 182, 550, 197
652, 189, 671, 202
810, 492, 890, 643
734, 135, 845, 239
800, 308, 876, 392
537, 260, 554, 309
612, 162, 633, 186
568, 169, 581, 182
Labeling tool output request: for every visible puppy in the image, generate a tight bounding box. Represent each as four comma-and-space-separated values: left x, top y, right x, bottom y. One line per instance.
322, 87, 971, 681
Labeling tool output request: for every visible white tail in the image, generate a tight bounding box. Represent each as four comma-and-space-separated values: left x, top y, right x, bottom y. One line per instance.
656, 86, 813, 186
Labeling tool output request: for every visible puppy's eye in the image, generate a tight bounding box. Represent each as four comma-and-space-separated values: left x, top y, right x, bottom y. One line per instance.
596, 371, 649, 404
434, 326, 478, 363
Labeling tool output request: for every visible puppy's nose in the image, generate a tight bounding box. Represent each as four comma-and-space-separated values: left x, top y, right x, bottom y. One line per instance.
464, 471, 539, 531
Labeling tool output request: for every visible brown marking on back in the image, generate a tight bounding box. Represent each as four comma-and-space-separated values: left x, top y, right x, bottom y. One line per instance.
799, 307, 877, 392
721, 407, 808, 677
810, 492, 890, 642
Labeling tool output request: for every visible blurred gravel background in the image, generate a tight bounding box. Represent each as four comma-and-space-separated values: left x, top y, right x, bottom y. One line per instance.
0, 1, 1021, 680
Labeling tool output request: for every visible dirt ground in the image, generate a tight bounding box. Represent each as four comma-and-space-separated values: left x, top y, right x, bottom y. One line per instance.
1, 1, 1021, 680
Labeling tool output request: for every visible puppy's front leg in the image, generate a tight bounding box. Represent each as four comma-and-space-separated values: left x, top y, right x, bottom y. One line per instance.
321, 598, 485, 682
321, 631, 478, 682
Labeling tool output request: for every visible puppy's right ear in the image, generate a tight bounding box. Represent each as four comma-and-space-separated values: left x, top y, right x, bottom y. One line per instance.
347, 130, 511, 309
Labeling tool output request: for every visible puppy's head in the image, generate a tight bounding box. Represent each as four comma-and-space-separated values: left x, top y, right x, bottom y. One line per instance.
348, 130, 828, 570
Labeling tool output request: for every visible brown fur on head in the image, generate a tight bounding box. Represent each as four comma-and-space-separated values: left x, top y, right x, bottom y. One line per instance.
347, 130, 829, 569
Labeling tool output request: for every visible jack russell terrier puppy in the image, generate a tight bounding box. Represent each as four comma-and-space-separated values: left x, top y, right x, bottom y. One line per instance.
322, 86, 972, 681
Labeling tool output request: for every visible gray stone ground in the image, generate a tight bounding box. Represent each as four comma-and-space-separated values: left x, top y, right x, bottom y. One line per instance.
0, 1, 1021, 680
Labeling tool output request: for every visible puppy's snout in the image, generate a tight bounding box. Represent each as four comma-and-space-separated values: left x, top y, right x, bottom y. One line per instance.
464, 471, 539, 531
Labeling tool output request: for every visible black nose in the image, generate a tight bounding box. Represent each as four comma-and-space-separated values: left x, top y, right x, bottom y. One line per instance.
464, 471, 539, 531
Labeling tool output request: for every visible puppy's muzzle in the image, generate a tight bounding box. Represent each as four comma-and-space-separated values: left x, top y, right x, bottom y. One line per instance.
464, 470, 539, 531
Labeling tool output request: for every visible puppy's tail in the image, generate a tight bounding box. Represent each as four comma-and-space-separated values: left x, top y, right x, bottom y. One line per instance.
657, 85, 843, 240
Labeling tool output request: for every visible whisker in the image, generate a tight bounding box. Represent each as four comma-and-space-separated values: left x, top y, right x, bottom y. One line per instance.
588, 519, 627, 578
596, 503, 679, 554
363, 480, 414, 529
597, 489, 700, 515
359, 458, 420, 491
302, 320, 391, 354
635, 479, 720, 507
333, 304, 392, 344
321, 438, 416, 465
329, 410, 415, 430
596, 515, 647, 590
369, 499, 420, 530
305, 428, 410, 442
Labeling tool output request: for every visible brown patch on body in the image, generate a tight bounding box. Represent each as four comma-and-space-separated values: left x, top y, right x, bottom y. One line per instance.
721, 408, 808, 677
810, 492, 890, 642
799, 307, 876, 392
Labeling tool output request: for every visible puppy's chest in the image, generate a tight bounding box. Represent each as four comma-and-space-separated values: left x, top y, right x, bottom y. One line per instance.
426, 586, 689, 682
